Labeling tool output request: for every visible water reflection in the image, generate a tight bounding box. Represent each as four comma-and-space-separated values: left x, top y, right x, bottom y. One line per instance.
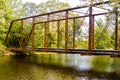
27, 54, 120, 72
0, 54, 120, 80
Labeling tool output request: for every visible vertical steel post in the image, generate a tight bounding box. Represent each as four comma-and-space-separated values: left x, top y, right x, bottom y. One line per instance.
73, 18, 75, 49
89, 6, 94, 54
57, 20, 60, 48
32, 17, 35, 50
44, 15, 50, 51
65, 11, 68, 52
92, 15, 94, 49
44, 22, 47, 47
20, 20, 23, 48
115, 10, 118, 50
46, 14, 50, 50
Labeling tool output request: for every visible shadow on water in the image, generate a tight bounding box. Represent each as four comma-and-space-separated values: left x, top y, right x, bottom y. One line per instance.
0, 54, 120, 80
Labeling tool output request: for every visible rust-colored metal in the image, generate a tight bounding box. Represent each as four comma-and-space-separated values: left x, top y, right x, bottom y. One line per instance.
44, 14, 50, 50
12, 1, 110, 22
4, 21, 13, 45
92, 15, 94, 49
20, 20, 23, 48
65, 11, 68, 52
35, 12, 108, 25
5, 1, 120, 54
32, 18, 35, 50
44, 22, 47, 47
115, 10, 118, 50
46, 14, 50, 51
25, 18, 35, 47
57, 20, 60, 48
88, 6, 94, 54
73, 18, 75, 49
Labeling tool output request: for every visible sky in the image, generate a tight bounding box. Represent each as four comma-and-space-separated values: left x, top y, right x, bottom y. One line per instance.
22, 0, 81, 7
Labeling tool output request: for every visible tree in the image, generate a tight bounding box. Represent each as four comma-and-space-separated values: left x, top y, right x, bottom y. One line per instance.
0, 0, 14, 45
0, 0, 23, 42
22, 2, 39, 17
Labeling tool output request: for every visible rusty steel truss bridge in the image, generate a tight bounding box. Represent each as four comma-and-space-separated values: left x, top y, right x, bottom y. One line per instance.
4, 1, 120, 56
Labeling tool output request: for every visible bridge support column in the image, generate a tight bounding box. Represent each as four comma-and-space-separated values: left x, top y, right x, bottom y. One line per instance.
88, 6, 94, 54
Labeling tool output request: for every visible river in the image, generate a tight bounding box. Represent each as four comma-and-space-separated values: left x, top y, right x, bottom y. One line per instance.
0, 54, 120, 80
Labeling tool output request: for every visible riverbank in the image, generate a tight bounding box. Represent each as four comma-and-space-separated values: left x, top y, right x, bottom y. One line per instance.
0, 48, 15, 55
0, 44, 15, 55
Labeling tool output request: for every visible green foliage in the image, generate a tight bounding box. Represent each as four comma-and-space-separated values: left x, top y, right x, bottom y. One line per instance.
0, 0, 23, 45
22, 2, 39, 17
38, 0, 70, 13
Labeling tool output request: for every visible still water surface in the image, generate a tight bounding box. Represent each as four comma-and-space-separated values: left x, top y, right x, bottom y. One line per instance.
0, 54, 120, 80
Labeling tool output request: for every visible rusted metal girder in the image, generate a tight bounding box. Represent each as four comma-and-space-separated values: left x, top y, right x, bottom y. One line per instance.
73, 18, 76, 49
65, 11, 68, 52
35, 12, 108, 24
32, 18, 35, 50
115, 10, 118, 50
20, 20, 23, 48
89, 6, 94, 54
44, 14, 50, 51
4, 21, 13, 45
46, 14, 50, 51
57, 20, 60, 48
25, 18, 35, 47
44, 22, 47, 47
92, 15, 94, 49
12, 1, 110, 22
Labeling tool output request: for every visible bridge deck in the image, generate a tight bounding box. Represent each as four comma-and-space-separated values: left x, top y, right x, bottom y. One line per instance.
6, 48, 120, 56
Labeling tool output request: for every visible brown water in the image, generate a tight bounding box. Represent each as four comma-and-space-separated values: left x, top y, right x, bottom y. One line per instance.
0, 54, 120, 80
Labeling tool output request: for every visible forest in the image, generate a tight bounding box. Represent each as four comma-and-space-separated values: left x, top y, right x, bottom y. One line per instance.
0, 0, 120, 55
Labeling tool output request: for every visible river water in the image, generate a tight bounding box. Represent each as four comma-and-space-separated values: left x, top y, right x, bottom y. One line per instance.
0, 54, 120, 80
